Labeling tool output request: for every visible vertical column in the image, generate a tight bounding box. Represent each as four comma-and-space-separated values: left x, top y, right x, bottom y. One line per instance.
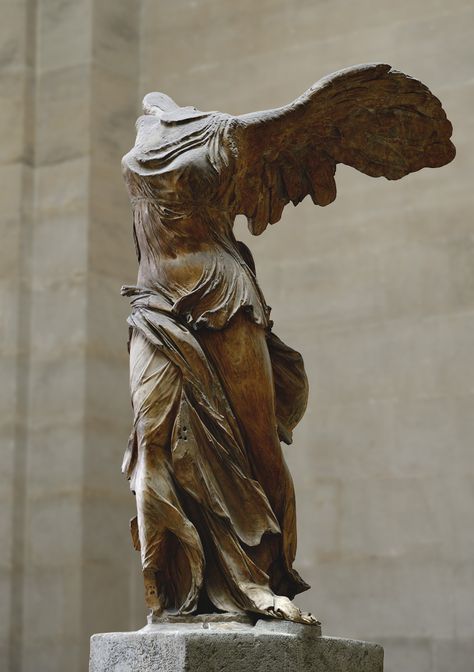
0, 0, 36, 668
81, 0, 141, 656
21, 0, 92, 670
13, 1, 141, 671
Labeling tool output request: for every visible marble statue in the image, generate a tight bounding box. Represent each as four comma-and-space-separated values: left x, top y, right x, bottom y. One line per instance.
121, 63, 454, 626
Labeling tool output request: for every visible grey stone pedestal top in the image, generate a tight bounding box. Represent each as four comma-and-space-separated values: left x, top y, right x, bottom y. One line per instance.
89, 614, 383, 672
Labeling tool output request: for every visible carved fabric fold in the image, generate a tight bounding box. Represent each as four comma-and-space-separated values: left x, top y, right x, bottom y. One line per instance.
123, 289, 309, 615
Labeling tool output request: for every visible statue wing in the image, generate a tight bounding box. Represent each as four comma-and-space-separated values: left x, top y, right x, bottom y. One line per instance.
230, 63, 455, 235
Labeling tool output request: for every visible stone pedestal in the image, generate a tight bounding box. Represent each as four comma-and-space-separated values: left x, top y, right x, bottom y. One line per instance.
89, 615, 383, 672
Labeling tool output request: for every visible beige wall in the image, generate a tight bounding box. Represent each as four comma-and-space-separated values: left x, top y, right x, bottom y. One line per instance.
139, 1, 473, 671
1, 1, 141, 671
1, 1, 473, 671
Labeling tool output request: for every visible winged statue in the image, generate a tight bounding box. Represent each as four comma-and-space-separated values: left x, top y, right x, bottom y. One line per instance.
121, 63, 455, 626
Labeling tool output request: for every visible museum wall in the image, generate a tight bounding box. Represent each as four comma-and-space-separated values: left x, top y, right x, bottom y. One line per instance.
1, 2, 141, 671
1, 1, 472, 671
139, 1, 473, 671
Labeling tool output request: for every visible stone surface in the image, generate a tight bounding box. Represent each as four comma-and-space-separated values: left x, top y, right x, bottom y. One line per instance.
0, 2, 139, 672
89, 619, 383, 672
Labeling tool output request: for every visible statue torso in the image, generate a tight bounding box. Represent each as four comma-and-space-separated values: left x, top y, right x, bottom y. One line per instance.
122, 111, 270, 330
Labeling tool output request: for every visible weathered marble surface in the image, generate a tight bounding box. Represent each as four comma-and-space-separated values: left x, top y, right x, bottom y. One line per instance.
89, 619, 383, 672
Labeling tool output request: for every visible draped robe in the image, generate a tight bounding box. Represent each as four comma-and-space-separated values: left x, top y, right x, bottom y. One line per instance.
121, 109, 310, 615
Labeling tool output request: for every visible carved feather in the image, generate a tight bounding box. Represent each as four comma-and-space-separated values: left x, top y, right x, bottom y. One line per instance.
231, 63, 455, 234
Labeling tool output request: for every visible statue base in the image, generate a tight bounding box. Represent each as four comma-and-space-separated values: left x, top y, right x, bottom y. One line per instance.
89, 615, 383, 672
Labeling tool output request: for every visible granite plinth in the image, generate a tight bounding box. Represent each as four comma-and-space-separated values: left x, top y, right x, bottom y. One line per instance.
89, 616, 383, 672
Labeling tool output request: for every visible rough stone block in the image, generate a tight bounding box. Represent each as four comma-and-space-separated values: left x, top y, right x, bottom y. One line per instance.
89, 617, 383, 672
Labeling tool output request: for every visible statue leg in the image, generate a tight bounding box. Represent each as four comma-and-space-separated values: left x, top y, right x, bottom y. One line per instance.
198, 311, 318, 625
198, 311, 293, 538
134, 443, 174, 616
130, 329, 203, 617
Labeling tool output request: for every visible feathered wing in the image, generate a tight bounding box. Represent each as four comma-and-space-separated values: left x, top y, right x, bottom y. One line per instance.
229, 63, 456, 235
